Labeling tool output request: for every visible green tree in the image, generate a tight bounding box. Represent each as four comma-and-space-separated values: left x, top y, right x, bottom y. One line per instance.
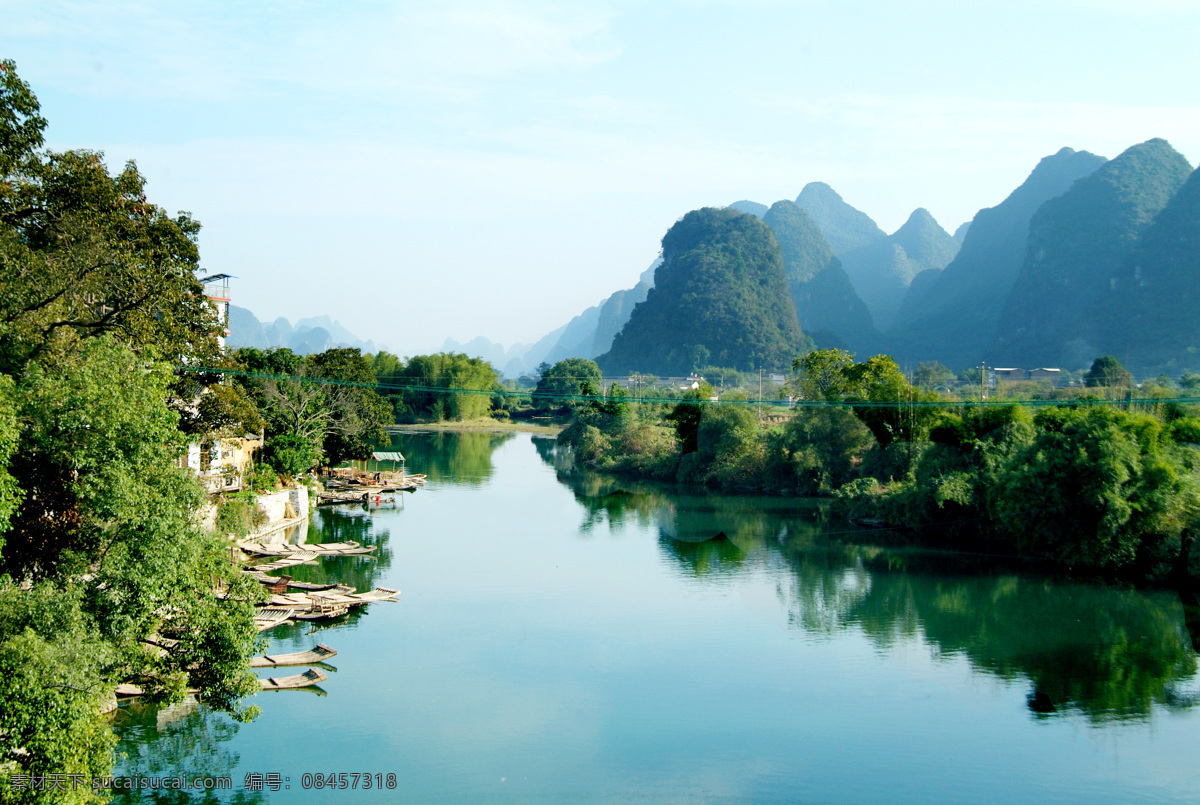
993, 406, 1199, 568
0, 63, 260, 795
912, 361, 955, 390
381, 352, 498, 422
791, 348, 856, 400
0, 375, 19, 536
232, 346, 389, 471
305, 347, 391, 465
775, 407, 874, 494
1084, 355, 1133, 389
533, 358, 603, 413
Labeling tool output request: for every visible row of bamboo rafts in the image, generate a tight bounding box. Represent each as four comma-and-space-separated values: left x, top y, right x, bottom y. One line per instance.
237, 540, 378, 558
255, 587, 401, 622
116, 667, 329, 697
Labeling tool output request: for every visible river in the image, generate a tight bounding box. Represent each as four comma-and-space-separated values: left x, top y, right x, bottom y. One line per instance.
113, 431, 1200, 803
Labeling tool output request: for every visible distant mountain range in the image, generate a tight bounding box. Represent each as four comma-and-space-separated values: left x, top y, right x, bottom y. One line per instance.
233, 137, 1200, 379
493, 137, 1197, 378
226, 307, 382, 355
441, 262, 657, 378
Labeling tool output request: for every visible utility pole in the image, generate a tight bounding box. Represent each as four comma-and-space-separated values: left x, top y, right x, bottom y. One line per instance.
758, 368, 763, 422
981, 362, 987, 401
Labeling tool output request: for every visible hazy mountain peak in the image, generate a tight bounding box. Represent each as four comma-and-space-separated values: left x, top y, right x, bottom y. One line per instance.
989, 136, 1192, 367
795, 182, 886, 256
891, 207, 958, 272
727, 200, 768, 219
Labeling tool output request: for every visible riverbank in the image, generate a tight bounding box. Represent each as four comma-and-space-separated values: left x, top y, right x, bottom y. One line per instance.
387, 417, 564, 435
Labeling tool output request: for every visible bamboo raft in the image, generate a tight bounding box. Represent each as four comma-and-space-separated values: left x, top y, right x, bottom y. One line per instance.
263, 588, 401, 608
117, 668, 328, 696
250, 555, 321, 573
250, 644, 338, 668
259, 668, 328, 691
318, 474, 427, 505
238, 540, 378, 558
253, 608, 296, 632
256, 587, 401, 621
243, 570, 353, 594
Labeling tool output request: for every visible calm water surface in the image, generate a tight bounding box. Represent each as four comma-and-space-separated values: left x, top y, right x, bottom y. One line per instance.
114, 432, 1200, 803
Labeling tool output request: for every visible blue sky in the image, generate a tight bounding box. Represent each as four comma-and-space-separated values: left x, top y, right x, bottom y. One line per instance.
4, 1, 1199, 354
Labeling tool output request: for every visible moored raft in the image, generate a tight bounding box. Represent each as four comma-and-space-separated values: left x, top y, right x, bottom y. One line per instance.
250, 644, 338, 668
256, 587, 401, 619
243, 569, 352, 594
253, 608, 295, 632
238, 540, 378, 558
260, 668, 328, 690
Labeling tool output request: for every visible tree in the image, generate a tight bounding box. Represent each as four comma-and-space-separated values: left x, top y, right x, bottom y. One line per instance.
533, 358, 603, 413
912, 361, 955, 390
0, 340, 260, 786
993, 406, 1199, 568
0, 63, 260, 794
305, 348, 391, 465
380, 352, 498, 422
0, 142, 221, 377
793, 350, 934, 448
1084, 355, 1132, 389
232, 346, 390, 471
791, 348, 856, 400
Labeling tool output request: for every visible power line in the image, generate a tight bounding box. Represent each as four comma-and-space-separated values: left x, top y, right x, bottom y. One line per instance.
178, 365, 1200, 411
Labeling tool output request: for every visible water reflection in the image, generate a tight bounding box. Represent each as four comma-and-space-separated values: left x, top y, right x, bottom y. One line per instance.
112, 705, 265, 805
554, 464, 1200, 723
268, 507, 395, 595
385, 430, 515, 485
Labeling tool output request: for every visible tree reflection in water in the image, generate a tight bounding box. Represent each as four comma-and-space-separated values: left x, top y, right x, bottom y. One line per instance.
384, 431, 515, 486
554, 464, 1200, 723
112, 704, 265, 805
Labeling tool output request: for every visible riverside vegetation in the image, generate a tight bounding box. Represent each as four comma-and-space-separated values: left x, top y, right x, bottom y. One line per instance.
0, 63, 396, 803
0, 61, 262, 803
553, 350, 1200, 584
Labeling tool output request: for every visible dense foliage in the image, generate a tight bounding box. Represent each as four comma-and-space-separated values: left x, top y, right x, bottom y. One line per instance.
231, 346, 391, 473
558, 348, 1200, 582
377, 351, 499, 422
532, 358, 602, 413
0, 62, 261, 799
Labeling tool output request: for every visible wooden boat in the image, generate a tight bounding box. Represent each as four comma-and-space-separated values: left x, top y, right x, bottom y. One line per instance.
260, 587, 400, 612
253, 608, 295, 632
243, 569, 349, 593
238, 540, 377, 558
250, 644, 338, 668
250, 555, 320, 573
259, 668, 328, 690
290, 594, 350, 620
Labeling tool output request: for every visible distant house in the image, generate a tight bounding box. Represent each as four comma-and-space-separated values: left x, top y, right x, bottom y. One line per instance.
1029, 368, 1062, 386
992, 368, 1025, 384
